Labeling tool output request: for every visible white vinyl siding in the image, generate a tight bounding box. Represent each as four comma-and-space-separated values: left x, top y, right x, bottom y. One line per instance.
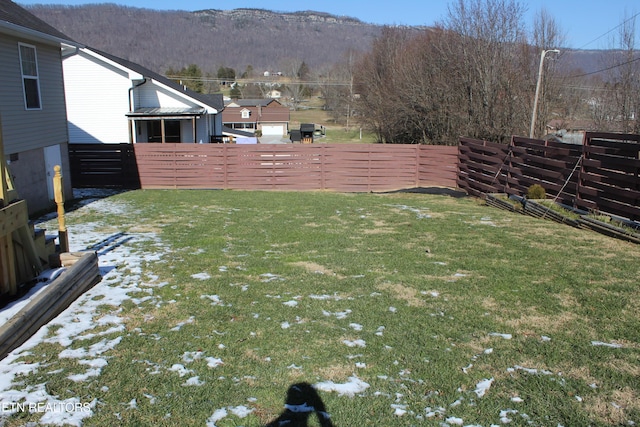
0, 34, 69, 155
136, 82, 193, 109
18, 43, 42, 110
63, 51, 133, 143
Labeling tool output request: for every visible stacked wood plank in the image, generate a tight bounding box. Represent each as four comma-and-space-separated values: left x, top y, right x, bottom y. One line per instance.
0, 251, 101, 360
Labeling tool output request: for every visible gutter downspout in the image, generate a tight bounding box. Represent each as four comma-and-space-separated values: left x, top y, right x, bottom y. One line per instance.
128, 78, 147, 143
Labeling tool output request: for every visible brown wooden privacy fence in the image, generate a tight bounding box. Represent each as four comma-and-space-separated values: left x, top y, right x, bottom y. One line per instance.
130, 143, 458, 192
457, 132, 640, 221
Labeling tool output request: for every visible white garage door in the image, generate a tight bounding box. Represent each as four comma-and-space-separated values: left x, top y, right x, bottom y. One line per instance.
261, 125, 284, 136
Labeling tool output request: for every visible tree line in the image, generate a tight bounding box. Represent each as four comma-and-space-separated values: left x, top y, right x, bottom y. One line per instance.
352, 0, 640, 144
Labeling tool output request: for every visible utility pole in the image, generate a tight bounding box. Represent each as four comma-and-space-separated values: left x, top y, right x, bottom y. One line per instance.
530, 49, 560, 138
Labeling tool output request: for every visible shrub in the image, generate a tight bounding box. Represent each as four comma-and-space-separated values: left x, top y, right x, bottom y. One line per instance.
527, 184, 546, 199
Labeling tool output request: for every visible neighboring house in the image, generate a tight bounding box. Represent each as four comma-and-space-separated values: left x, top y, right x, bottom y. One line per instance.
266, 89, 281, 99
222, 99, 289, 137
0, 0, 76, 214
62, 47, 224, 144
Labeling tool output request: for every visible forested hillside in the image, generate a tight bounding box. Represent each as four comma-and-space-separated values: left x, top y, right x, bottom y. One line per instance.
27, 4, 607, 80
26, 4, 386, 75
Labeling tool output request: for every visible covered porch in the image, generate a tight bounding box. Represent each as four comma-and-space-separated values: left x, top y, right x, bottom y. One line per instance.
127, 107, 207, 143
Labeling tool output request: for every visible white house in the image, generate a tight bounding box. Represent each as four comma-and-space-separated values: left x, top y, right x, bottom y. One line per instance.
0, 0, 76, 214
62, 47, 224, 144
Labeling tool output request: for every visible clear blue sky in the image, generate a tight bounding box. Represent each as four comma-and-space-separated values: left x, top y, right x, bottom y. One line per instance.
18, 0, 639, 49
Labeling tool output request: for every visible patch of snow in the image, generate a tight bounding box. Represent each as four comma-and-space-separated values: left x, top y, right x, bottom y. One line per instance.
489, 332, 512, 340
591, 341, 623, 348
315, 376, 370, 397
322, 309, 352, 319
342, 339, 366, 348
206, 357, 224, 368
392, 404, 408, 416
182, 376, 205, 386
169, 364, 193, 377
474, 378, 494, 397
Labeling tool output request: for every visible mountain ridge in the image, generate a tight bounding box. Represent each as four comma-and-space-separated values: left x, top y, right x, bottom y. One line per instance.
26, 4, 607, 79
26, 4, 384, 74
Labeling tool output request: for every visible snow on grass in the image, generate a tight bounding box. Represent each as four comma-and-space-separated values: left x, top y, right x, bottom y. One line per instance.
182, 376, 205, 386
0, 193, 165, 426
591, 341, 623, 348
474, 378, 494, 398
206, 405, 254, 427
322, 309, 352, 319
342, 339, 366, 348
385, 204, 431, 219
314, 376, 370, 397
489, 332, 513, 340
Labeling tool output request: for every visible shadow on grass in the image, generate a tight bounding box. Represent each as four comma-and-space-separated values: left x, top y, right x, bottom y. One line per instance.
381, 187, 468, 198
264, 382, 334, 427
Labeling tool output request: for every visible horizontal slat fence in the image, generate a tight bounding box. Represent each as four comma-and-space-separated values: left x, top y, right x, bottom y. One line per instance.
578, 133, 640, 220
132, 143, 458, 192
68, 143, 139, 188
458, 132, 640, 221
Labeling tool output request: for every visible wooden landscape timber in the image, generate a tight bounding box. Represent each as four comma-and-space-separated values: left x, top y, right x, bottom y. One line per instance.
0, 251, 101, 360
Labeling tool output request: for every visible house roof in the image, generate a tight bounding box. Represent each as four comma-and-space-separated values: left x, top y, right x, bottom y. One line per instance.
126, 107, 207, 119
224, 98, 280, 108
222, 126, 254, 138
85, 47, 224, 113
0, 0, 75, 42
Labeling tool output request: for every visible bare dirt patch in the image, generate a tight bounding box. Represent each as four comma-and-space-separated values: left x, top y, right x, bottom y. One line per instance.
290, 261, 343, 278
503, 311, 582, 335
586, 387, 639, 425
315, 364, 354, 381
377, 283, 425, 307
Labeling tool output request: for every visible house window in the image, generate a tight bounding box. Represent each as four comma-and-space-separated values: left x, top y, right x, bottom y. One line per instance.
241, 109, 251, 119
232, 123, 255, 130
18, 43, 41, 110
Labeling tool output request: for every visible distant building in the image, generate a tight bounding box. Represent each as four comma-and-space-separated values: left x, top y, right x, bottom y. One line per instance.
222, 99, 289, 137
62, 47, 224, 144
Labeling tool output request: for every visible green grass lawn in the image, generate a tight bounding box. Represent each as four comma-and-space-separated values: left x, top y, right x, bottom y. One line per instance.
5, 190, 639, 426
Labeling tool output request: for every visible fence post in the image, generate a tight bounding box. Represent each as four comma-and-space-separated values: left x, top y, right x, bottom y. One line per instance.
53, 165, 69, 253
415, 145, 420, 188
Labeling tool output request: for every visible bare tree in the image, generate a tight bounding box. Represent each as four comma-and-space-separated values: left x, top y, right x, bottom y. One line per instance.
280, 59, 312, 111
611, 13, 640, 133
319, 51, 358, 128
442, 0, 531, 141
354, 26, 413, 142
354, 0, 535, 144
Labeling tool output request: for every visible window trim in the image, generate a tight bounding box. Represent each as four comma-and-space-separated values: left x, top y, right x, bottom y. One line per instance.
18, 42, 42, 110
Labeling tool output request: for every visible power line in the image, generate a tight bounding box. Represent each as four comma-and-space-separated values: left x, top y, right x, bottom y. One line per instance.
576, 10, 640, 50
165, 75, 352, 86
567, 54, 640, 78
